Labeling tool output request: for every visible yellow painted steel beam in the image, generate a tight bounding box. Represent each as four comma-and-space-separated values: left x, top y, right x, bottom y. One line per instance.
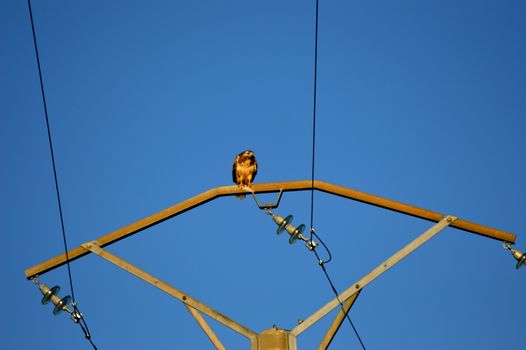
185, 304, 226, 350
25, 180, 516, 279
251, 328, 297, 350
313, 181, 514, 242
317, 290, 361, 350
291, 216, 457, 337
81, 241, 257, 339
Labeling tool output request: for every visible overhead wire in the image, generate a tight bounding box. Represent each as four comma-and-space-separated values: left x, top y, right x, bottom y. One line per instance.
307, 1, 367, 348
27, 0, 76, 303
27, 1, 97, 348
312, 245, 367, 350
309, 0, 319, 241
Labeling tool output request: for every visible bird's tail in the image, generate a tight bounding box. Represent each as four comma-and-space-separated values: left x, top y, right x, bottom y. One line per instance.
235, 185, 253, 199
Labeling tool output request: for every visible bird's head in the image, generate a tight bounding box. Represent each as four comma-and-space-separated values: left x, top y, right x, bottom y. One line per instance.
243, 150, 254, 157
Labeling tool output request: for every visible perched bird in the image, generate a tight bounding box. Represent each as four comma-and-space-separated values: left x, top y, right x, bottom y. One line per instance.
232, 150, 258, 199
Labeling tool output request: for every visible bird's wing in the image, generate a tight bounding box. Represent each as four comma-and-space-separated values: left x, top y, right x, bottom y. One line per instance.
232, 156, 239, 183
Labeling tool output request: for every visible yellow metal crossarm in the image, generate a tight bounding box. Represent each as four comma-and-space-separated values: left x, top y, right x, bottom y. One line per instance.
25, 181, 515, 279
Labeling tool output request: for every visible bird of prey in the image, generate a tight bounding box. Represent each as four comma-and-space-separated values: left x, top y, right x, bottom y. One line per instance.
232, 150, 258, 199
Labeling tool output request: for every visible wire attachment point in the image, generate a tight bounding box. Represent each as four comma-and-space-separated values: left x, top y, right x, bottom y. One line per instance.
305, 227, 318, 251
305, 238, 319, 251
250, 189, 283, 210
503, 241, 526, 270
71, 301, 83, 323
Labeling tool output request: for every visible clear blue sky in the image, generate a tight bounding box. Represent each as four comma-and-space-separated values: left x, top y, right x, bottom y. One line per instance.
2, 1, 525, 349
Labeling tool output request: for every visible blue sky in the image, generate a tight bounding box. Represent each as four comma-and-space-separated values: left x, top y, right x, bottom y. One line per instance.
2, 0, 525, 349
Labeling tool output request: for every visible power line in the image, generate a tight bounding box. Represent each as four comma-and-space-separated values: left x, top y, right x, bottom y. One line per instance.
27, 1, 97, 348
309, 0, 319, 241
27, 0, 76, 302
307, 1, 367, 348
312, 239, 367, 350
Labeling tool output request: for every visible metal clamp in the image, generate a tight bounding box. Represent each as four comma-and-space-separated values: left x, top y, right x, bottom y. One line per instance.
250, 189, 284, 210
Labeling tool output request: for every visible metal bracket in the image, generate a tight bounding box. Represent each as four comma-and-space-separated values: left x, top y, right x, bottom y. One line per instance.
250, 188, 284, 210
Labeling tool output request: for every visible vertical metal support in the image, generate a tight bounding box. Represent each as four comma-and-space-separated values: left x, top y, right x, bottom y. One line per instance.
317, 290, 361, 350
291, 215, 457, 337
250, 336, 258, 350
250, 328, 297, 350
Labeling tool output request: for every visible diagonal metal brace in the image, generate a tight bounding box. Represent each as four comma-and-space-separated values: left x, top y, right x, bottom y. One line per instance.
317, 289, 361, 350
184, 304, 226, 350
81, 241, 257, 342
291, 215, 458, 337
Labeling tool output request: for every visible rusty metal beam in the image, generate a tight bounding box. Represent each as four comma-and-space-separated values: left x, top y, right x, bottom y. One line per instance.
25, 180, 515, 279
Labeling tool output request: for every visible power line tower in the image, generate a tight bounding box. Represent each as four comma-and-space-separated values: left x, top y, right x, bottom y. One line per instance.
25, 180, 523, 349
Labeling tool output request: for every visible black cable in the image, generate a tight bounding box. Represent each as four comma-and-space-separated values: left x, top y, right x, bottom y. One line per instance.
312, 248, 367, 350
309, 0, 320, 241
306, 3, 366, 346
312, 230, 332, 264
87, 338, 98, 350
309, 230, 366, 348
27, 1, 98, 349
27, 0, 76, 303
78, 315, 98, 350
